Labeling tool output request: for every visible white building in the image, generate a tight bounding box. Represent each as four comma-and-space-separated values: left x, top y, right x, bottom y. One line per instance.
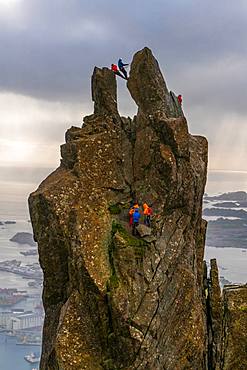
11, 312, 43, 330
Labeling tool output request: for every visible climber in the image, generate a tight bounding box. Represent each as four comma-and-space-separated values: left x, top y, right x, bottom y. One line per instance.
118, 58, 129, 80
177, 94, 182, 105
132, 207, 141, 236
129, 201, 139, 227
143, 203, 153, 227
111, 64, 126, 80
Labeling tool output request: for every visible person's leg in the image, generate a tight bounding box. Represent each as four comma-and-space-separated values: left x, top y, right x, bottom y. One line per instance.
133, 222, 138, 235
147, 215, 151, 227
115, 71, 126, 79
120, 67, 128, 79
132, 222, 135, 235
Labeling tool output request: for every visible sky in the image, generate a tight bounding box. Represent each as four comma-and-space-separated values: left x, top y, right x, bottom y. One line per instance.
0, 0, 247, 174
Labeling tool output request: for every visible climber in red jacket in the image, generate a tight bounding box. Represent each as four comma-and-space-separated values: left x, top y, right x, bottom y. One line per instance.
111, 64, 126, 80
177, 94, 182, 105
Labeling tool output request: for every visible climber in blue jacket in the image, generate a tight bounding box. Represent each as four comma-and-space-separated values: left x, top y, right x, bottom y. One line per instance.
132, 208, 141, 236
118, 58, 129, 80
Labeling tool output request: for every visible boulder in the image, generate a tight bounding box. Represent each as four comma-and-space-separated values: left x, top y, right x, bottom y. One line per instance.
136, 224, 152, 237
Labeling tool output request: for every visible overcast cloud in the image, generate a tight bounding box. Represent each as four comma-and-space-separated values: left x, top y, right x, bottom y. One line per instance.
0, 0, 247, 171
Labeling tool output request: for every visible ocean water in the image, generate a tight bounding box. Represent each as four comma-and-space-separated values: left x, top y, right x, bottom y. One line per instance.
206, 170, 247, 195
204, 247, 247, 284
0, 334, 40, 370
0, 180, 35, 221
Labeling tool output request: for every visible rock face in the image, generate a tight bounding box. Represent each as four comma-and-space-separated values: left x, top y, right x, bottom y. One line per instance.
205, 259, 247, 370
207, 259, 223, 369
220, 285, 247, 369
29, 47, 246, 369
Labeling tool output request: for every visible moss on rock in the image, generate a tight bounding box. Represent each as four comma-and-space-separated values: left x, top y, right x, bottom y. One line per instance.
108, 204, 121, 215
111, 220, 147, 257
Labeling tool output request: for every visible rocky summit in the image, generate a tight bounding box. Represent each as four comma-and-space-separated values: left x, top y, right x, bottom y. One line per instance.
29, 47, 247, 370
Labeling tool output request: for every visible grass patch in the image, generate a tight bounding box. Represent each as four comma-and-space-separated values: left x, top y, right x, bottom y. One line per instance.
107, 221, 148, 291
112, 220, 147, 257
103, 358, 118, 370
108, 204, 121, 215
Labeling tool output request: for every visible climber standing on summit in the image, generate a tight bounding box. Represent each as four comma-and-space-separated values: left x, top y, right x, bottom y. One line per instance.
118, 58, 129, 80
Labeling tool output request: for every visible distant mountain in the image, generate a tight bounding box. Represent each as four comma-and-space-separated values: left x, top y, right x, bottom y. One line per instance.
206, 219, 247, 248
203, 208, 247, 219
204, 191, 247, 248
205, 191, 247, 201
213, 201, 247, 208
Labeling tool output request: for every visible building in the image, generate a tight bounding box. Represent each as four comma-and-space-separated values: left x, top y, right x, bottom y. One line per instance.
11, 312, 43, 330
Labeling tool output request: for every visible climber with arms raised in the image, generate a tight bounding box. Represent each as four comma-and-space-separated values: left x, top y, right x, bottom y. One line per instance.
111, 63, 126, 80
118, 58, 129, 80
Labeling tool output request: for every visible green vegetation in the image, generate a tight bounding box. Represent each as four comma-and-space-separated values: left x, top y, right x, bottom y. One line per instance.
112, 220, 147, 256
108, 204, 121, 214
107, 220, 148, 291
239, 305, 247, 312
103, 358, 118, 370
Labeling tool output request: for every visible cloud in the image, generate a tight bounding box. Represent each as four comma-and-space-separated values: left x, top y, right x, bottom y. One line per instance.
0, 0, 246, 103
0, 92, 92, 166
0, 0, 247, 171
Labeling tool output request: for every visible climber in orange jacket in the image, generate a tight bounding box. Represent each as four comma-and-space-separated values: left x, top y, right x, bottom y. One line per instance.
111, 64, 126, 80
143, 203, 153, 227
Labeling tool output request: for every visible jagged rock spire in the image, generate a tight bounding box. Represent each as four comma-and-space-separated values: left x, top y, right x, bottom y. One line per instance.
92, 67, 119, 117
127, 47, 182, 118
28, 48, 247, 370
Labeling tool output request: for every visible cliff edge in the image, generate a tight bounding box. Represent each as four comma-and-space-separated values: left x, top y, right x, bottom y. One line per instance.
29, 48, 246, 370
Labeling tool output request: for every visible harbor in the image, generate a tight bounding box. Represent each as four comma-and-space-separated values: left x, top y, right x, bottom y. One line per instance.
0, 332, 41, 370
0, 288, 27, 307
0, 260, 43, 280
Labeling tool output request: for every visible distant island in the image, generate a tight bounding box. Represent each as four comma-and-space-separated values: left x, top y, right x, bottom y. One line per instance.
203, 208, 247, 219
204, 191, 247, 248
10, 232, 36, 247
0, 220, 16, 225
204, 191, 247, 201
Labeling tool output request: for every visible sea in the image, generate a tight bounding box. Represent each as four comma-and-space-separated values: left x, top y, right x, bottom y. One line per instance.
0, 169, 246, 369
